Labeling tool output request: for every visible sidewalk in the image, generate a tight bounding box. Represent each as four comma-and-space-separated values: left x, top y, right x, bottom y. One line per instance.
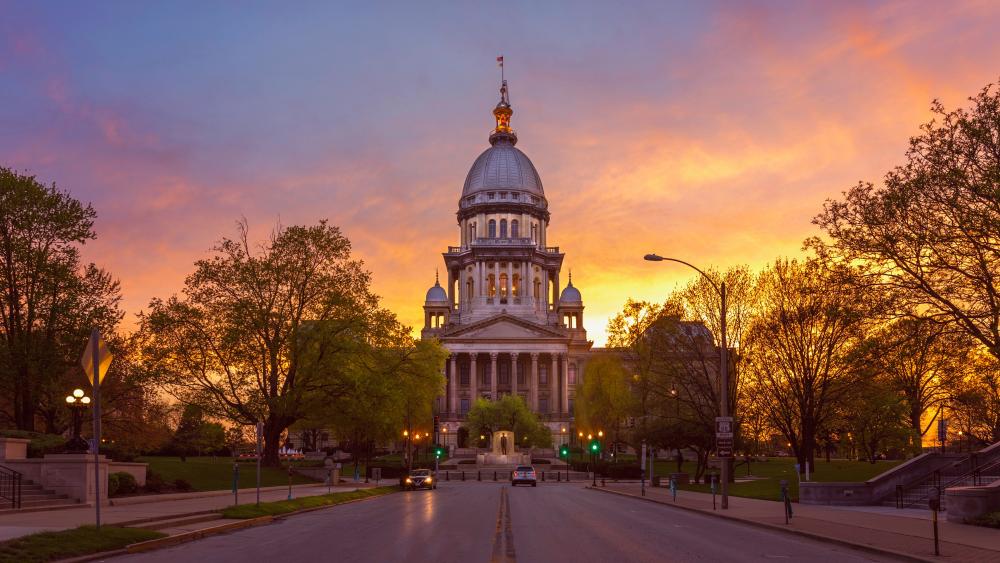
593, 483, 999, 562
0, 482, 368, 542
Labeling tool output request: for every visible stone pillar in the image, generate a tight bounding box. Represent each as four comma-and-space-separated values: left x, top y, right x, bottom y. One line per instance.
490, 352, 498, 400
470, 353, 478, 401
511, 352, 519, 398
562, 355, 570, 415
507, 261, 513, 301
550, 354, 559, 414
530, 353, 539, 412
449, 355, 458, 415
525, 262, 533, 307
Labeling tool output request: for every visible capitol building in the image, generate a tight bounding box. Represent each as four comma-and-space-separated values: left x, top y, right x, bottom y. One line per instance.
421, 80, 592, 448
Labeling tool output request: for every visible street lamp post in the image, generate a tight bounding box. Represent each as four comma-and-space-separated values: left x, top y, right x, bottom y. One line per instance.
64, 389, 91, 453
645, 253, 731, 509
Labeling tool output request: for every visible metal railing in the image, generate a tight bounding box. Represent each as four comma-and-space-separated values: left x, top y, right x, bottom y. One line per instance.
0, 464, 22, 509
897, 456, 1000, 509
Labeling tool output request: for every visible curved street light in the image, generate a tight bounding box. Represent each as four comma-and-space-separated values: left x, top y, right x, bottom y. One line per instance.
645, 252, 731, 510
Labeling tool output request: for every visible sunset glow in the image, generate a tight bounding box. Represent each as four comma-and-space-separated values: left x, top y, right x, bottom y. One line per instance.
4, 2, 1000, 345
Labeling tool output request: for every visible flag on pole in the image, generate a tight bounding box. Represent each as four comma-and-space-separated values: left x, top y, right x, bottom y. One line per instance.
497, 55, 504, 67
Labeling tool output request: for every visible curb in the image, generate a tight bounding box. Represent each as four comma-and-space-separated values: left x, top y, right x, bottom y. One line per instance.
125, 516, 274, 553
54, 489, 400, 561
108, 483, 340, 506
586, 487, 937, 563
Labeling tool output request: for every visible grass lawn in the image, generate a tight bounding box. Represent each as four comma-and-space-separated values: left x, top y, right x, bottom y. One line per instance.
0, 526, 164, 563
655, 457, 903, 502
221, 486, 399, 519
138, 456, 317, 492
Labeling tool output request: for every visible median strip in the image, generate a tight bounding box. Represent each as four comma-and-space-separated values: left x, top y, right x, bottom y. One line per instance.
220, 486, 400, 519
0, 525, 165, 563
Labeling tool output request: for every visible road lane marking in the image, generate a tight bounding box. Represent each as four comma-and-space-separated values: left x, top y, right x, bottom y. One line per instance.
490, 486, 516, 562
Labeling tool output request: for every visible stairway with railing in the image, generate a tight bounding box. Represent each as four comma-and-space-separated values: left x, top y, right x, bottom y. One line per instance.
0, 464, 22, 509
894, 445, 1000, 510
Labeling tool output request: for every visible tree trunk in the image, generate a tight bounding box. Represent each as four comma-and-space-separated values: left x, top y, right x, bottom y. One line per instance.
262, 419, 285, 467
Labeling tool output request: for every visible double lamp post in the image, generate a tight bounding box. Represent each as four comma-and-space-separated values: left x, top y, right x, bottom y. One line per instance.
644, 253, 731, 510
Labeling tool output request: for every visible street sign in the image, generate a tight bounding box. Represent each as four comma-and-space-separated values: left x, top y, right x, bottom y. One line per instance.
80, 329, 112, 386
716, 437, 733, 458
715, 416, 734, 438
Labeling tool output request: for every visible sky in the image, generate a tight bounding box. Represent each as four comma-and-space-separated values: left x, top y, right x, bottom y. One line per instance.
3, 1, 1000, 346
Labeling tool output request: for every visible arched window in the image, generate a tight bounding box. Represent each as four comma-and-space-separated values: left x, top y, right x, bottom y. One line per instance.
488, 274, 496, 298
488, 220, 496, 238
534, 278, 541, 300
500, 273, 508, 299
500, 219, 508, 238
467, 278, 474, 304
531, 224, 537, 242
511, 219, 519, 238
512, 273, 520, 297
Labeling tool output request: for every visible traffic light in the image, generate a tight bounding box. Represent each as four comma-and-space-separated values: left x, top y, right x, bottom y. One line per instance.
589, 439, 601, 454
559, 444, 569, 459
433, 415, 440, 434
433, 445, 445, 459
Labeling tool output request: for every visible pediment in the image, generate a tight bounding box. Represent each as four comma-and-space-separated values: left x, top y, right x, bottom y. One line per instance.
445, 314, 566, 340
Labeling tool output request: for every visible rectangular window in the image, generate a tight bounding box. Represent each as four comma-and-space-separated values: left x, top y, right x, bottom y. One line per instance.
499, 362, 509, 385
568, 397, 574, 414
539, 364, 548, 385
460, 398, 470, 414
460, 363, 470, 385
517, 364, 525, 385
539, 397, 548, 413
569, 363, 577, 385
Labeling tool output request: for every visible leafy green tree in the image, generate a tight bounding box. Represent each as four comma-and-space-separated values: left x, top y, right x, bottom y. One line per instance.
575, 355, 634, 455
0, 168, 122, 431
139, 219, 382, 465
465, 395, 552, 449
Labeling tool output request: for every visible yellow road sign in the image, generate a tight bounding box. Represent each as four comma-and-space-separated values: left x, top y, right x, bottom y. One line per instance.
80, 329, 112, 386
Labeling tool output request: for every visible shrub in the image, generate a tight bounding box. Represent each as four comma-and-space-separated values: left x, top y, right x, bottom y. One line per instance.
966, 511, 1000, 528
113, 472, 138, 496
107, 473, 120, 497
0, 430, 66, 457
173, 478, 193, 492
143, 469, 166, 493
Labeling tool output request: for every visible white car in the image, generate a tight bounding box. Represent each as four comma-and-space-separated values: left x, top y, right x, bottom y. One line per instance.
511, 465, 537, 487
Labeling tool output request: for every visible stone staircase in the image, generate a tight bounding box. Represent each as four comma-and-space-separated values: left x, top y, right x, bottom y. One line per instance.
888, 444, 1000, 511
0, 478, 81, 513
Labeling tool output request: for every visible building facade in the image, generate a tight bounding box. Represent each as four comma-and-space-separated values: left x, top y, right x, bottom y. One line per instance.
421, 80, 592, 447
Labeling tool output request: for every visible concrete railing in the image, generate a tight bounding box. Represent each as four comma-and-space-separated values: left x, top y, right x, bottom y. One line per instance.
800, 453, 966, 506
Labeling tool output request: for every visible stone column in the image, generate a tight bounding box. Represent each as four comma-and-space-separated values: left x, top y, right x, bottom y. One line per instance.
550, 354, 559, 414
530, 353, 539, 412
562, 355, 570, 415
449, 355, 458, 415
525, 262, 533, 307
490, 352, 498, 400
511, 353, 519, 398
470, 353, 478, 401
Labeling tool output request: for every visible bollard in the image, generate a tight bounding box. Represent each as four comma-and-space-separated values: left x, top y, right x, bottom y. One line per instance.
541, 471, 545, 482
930, 490, 941, 556
557, 471, 562, 482
478, 470, 481, 481
462, 471, 465, 481
670, 477, 677, 502
711, 475, 717, 510
494, 471, 497, 481
780, 479, 792, 524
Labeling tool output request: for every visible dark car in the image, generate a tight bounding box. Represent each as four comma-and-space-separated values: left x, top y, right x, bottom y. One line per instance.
405, 469, 435, 490
511, 465, 537, 487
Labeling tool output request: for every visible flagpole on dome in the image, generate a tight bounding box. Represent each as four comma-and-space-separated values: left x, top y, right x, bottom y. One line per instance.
497, 54, 504, 84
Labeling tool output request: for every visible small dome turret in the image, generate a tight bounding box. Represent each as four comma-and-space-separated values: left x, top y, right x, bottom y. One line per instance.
425, 273, 448, 304
559, 273, 582, 304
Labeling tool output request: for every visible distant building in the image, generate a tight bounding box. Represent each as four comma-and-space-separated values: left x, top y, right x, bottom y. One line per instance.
421, 79, 591, 448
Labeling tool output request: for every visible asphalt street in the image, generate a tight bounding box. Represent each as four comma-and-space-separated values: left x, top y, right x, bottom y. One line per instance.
117, 483, 901, 563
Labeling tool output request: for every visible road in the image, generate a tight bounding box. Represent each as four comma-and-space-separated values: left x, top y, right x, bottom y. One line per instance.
118, 483, 900, 563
